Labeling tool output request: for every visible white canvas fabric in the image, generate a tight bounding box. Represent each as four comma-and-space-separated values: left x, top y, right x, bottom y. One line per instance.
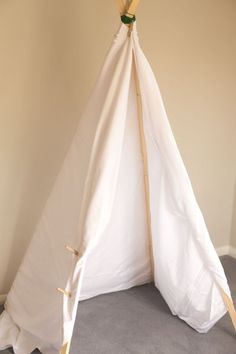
0, 23, 232, 354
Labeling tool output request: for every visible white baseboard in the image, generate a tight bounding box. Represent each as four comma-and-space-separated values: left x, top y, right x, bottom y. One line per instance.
216, 245, 230, 256
229, 246, 236, 259
216, 245, 236, 259
0, 294, 7, 305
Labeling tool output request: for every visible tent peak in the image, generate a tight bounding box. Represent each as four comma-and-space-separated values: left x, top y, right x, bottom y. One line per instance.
117, 0, 140, 24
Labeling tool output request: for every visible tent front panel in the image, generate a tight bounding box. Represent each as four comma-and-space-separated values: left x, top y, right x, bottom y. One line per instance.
81, 69, 152, 300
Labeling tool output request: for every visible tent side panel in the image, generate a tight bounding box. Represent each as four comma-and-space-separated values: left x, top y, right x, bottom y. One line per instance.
133, 34, 230, 332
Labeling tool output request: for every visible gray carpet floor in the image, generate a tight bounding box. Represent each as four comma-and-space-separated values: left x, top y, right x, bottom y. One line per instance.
0, 256, 235, 354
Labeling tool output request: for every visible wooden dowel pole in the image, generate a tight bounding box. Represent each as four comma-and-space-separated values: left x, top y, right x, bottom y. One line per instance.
116, 0, 126, 15
220, 287, 236, 331
116, 0, 141, 17
57, 288, 72, 298
127, 0, 140, 16
60, 341, 71, 354
132, 51, 154, 273
65, 245, 80, 257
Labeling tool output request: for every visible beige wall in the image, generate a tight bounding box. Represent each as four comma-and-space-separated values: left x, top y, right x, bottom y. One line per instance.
0, 0, 236, 295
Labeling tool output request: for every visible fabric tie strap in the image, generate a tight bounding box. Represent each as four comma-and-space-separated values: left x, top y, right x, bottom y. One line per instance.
121, 13, 136, 24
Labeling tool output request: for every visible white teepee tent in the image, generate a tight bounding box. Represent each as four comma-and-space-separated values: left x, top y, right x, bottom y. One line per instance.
0, 1, 235, 353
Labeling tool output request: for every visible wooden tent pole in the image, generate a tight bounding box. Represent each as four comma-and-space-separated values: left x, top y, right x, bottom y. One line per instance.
132, 51, 154, 273
127, 0, 140, 16
60, 342, 71, 354
220, 287, 236, 331
116, 0, 140, 17
116, 0, 126, 15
